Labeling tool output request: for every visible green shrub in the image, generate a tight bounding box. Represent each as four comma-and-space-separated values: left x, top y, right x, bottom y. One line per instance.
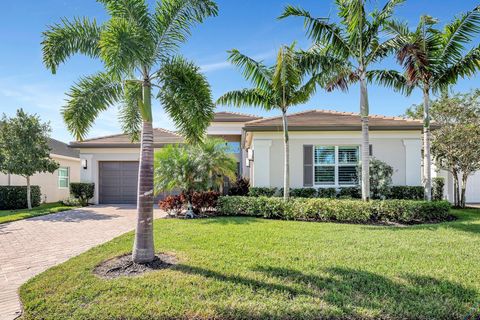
248, 187, 278, 197
228, 177, 250, 196
290, 188, 318, 198
0, 186, 41, 210
389, 186, 424, 200
70, 183, 94, 207
62, 197, 81, 207
317, 188, 337, 198
338, 187, 361, 199
432, 177, 445, 201
216, 196, 451, 224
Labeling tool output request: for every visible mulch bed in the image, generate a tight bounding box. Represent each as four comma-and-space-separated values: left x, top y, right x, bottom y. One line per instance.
93, 253, 178, 279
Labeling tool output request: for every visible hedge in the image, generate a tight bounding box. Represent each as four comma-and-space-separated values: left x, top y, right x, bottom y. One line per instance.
216, 196, 451, 224
389, 186, 424, 200
0, 186, 41, 210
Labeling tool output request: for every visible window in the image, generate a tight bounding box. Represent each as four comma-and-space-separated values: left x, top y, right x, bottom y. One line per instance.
58, 167, 69, 188
314, 146, 359, 186
225, 142, 241, 154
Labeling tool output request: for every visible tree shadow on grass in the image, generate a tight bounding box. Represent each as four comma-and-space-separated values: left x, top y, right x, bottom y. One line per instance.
174, 263, 476, 319
253, 265, 476, 319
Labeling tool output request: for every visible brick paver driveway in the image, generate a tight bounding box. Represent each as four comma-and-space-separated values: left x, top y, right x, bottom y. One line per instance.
0, 205, 165, 320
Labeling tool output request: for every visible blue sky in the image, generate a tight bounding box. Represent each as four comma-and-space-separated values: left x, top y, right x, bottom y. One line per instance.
0, 0, 479, 142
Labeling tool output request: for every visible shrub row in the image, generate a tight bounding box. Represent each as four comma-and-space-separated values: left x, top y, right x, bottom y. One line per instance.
159, 191, 220, 215
249, 186, 428, 200
216, 196, 451, 224
0, 186, 41, 210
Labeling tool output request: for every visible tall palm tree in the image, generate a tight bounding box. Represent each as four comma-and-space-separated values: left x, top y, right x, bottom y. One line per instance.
386, 7, 480, 200
280, 0, 408, 201
42, 0, 218, 263
216, 44, 323, 200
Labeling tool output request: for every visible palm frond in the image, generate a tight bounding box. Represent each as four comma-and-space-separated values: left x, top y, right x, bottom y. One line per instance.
273, 45, 301, 102
99, 17, 155, 77
42, 17, 101, 74
62, 72, 123, 140
366, 69, 412, 95
216, 88, 273, 109
290, 73, 322, 105
98, 0, 152, 31
280, 5, 351, 57
154, 0, 218, 59
434, 44, 480, 91
119, 80, 143, 142
440, 5, 480, 65
157, 56, 214, 144
227, 49, 273, 89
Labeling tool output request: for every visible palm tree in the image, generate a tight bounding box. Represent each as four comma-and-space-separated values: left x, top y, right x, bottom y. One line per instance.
280, 0, 408, 201
217, 44, 322, 200
42, 0, 218, 263
386, 7, 480, 200
154, 139, 236, 217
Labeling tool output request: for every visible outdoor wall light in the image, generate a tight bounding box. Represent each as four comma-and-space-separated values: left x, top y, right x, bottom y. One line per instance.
81, 159, 88, 169
245, 158, 250, 167
247, 149, 254, 161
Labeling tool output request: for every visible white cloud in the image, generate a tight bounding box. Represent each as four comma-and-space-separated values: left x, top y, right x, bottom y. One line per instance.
200, 61, 232, 73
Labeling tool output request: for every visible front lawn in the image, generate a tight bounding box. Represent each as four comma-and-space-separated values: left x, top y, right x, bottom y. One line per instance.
20, 208, 480, 319
0, 202, 74, 224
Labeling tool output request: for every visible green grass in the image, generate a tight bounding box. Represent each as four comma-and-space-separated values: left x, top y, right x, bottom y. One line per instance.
20, 208, 480, 319
0, 202, 74, 224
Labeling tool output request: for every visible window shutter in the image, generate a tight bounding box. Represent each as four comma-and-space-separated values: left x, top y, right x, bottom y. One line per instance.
303, 145, 313, 187
369, 144, 373, 156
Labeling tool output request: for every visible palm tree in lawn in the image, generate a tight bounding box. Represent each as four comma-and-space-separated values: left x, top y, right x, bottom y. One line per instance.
280, 0, 409, 201
216, 43, 323, 200
386, 7, 480, 200
42, 0, 218, 263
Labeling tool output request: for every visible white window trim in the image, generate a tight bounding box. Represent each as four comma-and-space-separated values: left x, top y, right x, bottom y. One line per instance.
58, 167, 70, 189
313, 145, 360, 188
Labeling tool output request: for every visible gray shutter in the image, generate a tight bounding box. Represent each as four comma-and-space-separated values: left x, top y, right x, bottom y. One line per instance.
369, 144, 373, 156
303, 145, 313, 187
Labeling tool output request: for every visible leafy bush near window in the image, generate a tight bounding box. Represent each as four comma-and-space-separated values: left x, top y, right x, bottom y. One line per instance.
338, 187, 361, 199
356, 158, 393, 199
317, 188, 337, 198
290, 188, 318, 198
216, 196, 451, 224
0, 186, 41, 210
228, 177, 250, 196
432, 177, 445, 201
158, 191, 220, 215
69, 183, 94, 207
248, 187, 278, 197
389, 186, 424, 200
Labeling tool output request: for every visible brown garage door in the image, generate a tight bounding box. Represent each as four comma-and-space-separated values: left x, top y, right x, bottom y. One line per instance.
99, 161, 139, 204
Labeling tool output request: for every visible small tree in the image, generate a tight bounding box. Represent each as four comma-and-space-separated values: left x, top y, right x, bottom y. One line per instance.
0, 109, 59, 209
431, 90, 480, 208
357, 158, 394, 199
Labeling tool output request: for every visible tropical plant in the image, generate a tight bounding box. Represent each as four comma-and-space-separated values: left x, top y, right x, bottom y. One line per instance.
387, 6, 480, 200
280, 0, 409, 201
154, 139, 237, 217
41, 0, 218, 263
217, 43, 324, 200
431, 90, 480, 208
0, 109, 59, 209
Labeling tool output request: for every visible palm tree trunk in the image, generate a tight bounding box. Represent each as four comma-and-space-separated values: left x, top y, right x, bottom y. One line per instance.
423, 87, 432, 201
26, 176, 31, 210
132, 82, 155, 264
282, 108, 290, 200
360, 74, 370, 201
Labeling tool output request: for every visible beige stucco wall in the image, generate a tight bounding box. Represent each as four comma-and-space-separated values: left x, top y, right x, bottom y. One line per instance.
0, 154, 80, 203
250, 131, 423, 189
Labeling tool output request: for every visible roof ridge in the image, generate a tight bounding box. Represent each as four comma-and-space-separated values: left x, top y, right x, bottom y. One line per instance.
215, 111, 262, 119
78, 127, 181, 143
245, 110, 315, 124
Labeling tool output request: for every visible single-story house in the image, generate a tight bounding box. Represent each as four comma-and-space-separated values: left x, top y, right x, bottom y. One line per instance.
70, 110, 480, 204
0, 138, 80, 203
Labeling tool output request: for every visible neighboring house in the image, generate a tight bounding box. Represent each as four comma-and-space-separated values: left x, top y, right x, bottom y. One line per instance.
70, 110, 479, 204
0, 138, 80, 203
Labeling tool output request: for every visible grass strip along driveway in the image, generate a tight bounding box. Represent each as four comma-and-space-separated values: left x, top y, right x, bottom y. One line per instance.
19, 208, 480, 319
0, 203, 74, 224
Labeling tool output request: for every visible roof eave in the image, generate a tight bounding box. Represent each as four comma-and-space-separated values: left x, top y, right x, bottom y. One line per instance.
244, 125, 425, 132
